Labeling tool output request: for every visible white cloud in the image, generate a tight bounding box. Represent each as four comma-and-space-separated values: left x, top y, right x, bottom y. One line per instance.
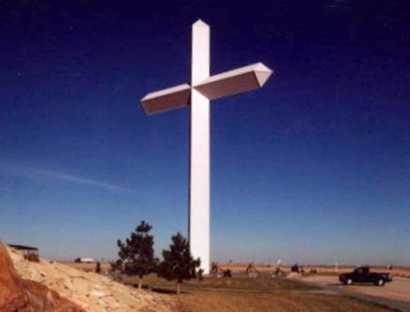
0, 162, 133, 193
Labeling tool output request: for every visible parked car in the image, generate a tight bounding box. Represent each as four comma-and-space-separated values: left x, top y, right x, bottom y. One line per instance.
339, 266, 392, 286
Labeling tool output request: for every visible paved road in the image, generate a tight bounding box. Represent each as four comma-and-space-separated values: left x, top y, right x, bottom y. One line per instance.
301, 275, 410, 312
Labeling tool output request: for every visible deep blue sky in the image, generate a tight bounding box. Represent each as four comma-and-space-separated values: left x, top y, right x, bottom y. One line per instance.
1, 1, 409, 265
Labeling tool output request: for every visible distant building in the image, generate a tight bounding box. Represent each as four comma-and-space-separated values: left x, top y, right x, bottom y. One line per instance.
8, 244, 39, 262
74, 257, 95, 263
8, 244, 39, 253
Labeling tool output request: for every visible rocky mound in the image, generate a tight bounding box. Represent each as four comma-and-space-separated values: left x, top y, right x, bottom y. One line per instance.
0, 242, 85, 311
3, 243, 174, 312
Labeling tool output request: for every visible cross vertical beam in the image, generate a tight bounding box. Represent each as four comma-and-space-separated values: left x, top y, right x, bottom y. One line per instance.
189, 20, 210, 274
140, 19, 273, 276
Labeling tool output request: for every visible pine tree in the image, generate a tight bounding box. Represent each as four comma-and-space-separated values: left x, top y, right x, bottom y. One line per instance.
116, 221, 158, 289
158, 232, 200, 294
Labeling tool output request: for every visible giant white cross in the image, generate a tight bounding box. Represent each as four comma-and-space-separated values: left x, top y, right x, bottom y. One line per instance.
140, 20, 273, 274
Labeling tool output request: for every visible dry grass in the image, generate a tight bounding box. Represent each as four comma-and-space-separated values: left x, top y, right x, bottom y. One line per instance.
219, 263, 410, 278
177, 291, 390, 312
62, 261, 410, 278
123, 273, 393, 312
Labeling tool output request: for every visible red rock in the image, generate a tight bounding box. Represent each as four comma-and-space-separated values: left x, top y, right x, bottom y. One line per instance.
0, 242, 86, 312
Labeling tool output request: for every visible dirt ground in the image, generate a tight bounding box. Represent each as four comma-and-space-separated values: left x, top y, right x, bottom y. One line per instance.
61, 261, 409, 312
123, 273, 393, 312
301, 274, 410, 311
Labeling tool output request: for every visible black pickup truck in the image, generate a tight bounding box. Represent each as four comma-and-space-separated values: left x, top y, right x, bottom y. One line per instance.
339, 266, 392, 286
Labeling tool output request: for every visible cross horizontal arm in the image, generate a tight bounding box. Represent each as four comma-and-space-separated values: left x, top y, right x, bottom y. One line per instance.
193, 63, 273, 101
141, 83, 191, 114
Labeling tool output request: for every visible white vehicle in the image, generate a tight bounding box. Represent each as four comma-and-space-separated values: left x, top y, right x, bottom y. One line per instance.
74, 257, 95, 263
